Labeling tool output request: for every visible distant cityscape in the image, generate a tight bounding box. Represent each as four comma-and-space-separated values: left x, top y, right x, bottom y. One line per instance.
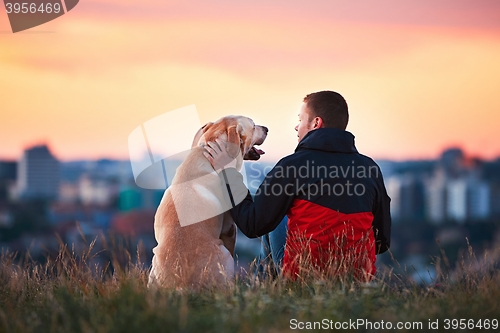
380, 148, 500, 224
0, 144, 263, 265
0, 144, 499, 274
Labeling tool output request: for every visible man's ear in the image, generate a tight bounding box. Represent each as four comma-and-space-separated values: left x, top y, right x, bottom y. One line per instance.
312, 117, 323, 129
226, 125, 241, 158
191, 122, 214, 148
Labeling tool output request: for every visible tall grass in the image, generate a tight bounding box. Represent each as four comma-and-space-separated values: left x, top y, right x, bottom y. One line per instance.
1, 235, 499, 333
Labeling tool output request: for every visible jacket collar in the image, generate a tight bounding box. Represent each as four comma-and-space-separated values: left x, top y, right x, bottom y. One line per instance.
295, 128, 358, 154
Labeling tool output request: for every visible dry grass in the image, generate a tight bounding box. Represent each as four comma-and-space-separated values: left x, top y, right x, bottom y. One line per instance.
1, 235, 499, 333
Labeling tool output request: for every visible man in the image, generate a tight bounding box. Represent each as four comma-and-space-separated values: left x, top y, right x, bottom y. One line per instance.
204, 91, 391, 281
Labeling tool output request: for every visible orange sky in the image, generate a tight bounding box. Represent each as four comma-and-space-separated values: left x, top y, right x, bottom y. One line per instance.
1, 0, 500, 162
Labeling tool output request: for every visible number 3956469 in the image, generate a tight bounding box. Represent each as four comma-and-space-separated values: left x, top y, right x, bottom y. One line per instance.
5, 2, 62, 14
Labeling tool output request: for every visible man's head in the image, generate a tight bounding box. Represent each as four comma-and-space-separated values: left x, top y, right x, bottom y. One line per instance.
295, 90, 349, 142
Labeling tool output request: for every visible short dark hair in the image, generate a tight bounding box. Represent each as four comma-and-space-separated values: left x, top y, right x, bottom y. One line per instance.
303, 91, 349, 130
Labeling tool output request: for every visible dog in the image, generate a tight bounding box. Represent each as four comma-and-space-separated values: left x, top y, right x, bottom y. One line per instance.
148, 115, 268, 289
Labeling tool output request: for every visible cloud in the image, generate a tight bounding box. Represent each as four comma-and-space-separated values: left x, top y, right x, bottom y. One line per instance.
76, 0, 500, 31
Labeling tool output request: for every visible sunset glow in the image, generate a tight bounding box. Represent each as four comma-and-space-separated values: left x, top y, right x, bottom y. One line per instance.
1, 0, 500, 162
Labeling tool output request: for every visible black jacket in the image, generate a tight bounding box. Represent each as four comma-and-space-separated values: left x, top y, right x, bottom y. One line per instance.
222, 128, 391, 254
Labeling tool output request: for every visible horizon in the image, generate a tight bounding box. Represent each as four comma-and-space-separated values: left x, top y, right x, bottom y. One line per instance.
2, 141, 499, 165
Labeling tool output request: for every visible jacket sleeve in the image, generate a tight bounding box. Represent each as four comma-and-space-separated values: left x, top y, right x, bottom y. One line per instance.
372, 167, 392, 254
219, 162, 295, 238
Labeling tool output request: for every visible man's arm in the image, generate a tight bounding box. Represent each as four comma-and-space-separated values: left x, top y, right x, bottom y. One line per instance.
220, 163, 295, 238
372, 168, 391, 254
204, 138, 295, 238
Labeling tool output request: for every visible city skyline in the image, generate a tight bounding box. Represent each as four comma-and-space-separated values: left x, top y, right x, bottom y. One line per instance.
2, 141, 500, 164
1, 1, 500, 161
2, 143, 499, 225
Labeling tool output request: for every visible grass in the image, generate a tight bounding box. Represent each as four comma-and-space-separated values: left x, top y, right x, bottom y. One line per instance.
1, 236, 500, 333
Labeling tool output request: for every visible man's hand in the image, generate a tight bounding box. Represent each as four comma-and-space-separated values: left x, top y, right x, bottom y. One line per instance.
203, 138, 239, 172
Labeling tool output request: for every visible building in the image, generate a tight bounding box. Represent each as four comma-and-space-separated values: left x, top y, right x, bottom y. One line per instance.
425, 171, 447, 224
78, 174, 119, 206
0, 207, 13, 227
386, 174, 425, 222
49, 202, 116, 229
118, 184, 164, 212
0, 161, 16, 180
466, 179, 490, 220
490, 184, 500, 219
0, 161, 17, 202
440, 148, 466, 178
446, 179, 468, 222
15, 144, 60, 200
447, 177, 490, 223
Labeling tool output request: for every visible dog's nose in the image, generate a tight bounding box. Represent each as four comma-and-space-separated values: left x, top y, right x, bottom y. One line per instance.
261, 126, 269, 134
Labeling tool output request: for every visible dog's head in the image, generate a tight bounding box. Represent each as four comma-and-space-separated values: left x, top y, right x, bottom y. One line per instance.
192, 115, 268, 166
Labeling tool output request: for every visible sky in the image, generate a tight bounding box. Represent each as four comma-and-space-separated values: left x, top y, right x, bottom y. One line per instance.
1, 0, 500, 163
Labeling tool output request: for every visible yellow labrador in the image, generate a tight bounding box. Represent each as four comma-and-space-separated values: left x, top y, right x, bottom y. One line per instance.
148, 115, 267, 289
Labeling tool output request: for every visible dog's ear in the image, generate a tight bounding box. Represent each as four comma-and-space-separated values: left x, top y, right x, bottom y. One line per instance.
240, 129, 251, 154
203, 122, 214, 132
191, 122, 214, 148
226, 125, 241, 159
